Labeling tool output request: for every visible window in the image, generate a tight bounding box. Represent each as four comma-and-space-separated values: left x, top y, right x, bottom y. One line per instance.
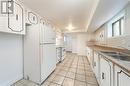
112, 17, 124, 37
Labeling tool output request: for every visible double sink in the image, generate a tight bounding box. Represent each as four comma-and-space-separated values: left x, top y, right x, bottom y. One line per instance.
101, 51, 130, 61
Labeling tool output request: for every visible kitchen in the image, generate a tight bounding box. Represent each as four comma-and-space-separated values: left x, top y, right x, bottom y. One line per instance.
0, 0, 130, 86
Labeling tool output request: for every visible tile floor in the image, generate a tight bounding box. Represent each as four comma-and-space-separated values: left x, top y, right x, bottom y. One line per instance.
12, 53, 99, 86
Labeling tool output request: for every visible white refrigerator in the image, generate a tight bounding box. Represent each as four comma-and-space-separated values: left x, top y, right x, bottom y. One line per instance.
24, 20, 56, 84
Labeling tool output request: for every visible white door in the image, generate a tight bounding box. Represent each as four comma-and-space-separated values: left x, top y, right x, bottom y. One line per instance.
8, 1, 24, 32
100, 57, 111, 86
41, 44, 56, 82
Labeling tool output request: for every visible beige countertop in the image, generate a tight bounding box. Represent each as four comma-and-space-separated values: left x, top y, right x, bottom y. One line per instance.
88, 45, 130, 73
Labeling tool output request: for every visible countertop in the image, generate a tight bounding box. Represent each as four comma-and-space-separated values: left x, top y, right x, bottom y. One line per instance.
87, 45, 130, 73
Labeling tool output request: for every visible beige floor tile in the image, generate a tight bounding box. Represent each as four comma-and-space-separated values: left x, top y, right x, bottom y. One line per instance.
46, 73, 56, 82
41, 81, 50, 86
78, 66, 85, 70
86, 77, 98, 85
85, 72, 95, 77
62, 78, 74, 86
52, 75, 65, 85
74, 80, 87, 86
78, 63, 84, 65
49, 83, 61, 86
18, 79, 30, 85
76, 70, 85, 75
60, 67, 69, 71
77, 68, 84, 71
75, 74, 86, 82
70, 65, 77, 68
87, 83, 99, 86
57, 70, 67, 76
57, 64, 64, 67
66, 72, 75, 79
84, 65, 91, 69
27, 82, 39, 86
64, 65, 70, 68
69, 68, 77, 73
53, 69, 60, 74
12, 79, 39, 86
85, 68, 93, 72
11, 83, 25, 86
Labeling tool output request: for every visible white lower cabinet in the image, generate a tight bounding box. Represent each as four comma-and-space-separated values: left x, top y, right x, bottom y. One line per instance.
87, 48, 130, 86
114, 65, 130, 86
93, 51, 100, 83
100, 56, 113, 86
86, 47, 94, 69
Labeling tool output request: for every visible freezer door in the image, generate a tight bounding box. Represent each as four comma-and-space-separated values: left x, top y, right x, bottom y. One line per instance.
40, 24, 56, 43
40, 44, 56, 82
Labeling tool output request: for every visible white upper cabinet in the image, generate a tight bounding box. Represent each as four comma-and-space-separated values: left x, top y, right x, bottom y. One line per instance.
0, 0, 25, 34
24, 6, 39, 25
28, 12, 38, 24
8, 1, 23, 32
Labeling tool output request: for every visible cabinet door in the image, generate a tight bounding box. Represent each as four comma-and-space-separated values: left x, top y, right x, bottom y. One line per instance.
100, 57, 111, 86
8, 1, 24, 32
115, 66, 130, 86
28, 12, 38, 24
86, 48, 90, 62
93, 52, 100, 83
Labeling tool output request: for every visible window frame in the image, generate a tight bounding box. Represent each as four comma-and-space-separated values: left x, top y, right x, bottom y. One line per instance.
112, 17, 124, 37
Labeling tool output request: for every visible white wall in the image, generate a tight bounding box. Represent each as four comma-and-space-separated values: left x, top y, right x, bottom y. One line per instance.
76, 33, 89, 56
72, 35, 77, 53
0, 33, 23, 86
65, 33, 92, 56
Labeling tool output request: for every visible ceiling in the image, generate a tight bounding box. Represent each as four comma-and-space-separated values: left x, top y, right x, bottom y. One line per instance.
21, 0, 97, 32
21, 0, 129, 33
87, 0, 129, 32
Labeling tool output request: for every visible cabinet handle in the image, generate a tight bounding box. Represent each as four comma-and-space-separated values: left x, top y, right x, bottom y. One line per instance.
94, 62, 96, 67
33, 16, 35, 21
102, 72, 105, 79
16, 14, 18, 20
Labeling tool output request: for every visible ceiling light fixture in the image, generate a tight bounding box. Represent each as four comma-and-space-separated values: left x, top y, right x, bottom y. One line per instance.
66, 23, 75, 31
